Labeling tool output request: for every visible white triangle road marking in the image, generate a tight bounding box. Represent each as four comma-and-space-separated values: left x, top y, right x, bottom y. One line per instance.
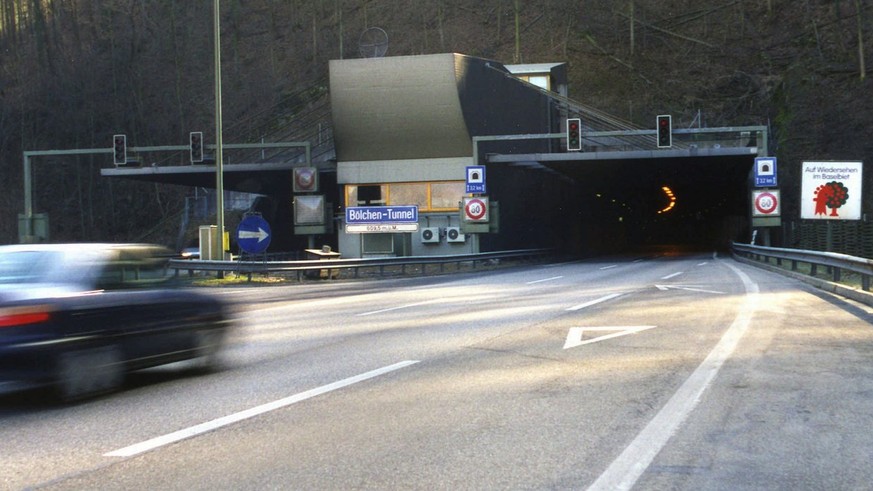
654, 284, 724, 294
563, 326, 657, 349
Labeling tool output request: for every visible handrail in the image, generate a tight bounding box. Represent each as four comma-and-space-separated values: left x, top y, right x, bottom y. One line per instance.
732, 242, 873, 291
169, 248, 554, 281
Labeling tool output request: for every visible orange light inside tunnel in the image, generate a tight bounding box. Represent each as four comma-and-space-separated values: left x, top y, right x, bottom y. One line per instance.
658, 186, 677, 214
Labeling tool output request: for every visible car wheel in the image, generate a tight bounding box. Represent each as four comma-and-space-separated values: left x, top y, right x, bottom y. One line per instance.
56, 345, 124, 402
190, 328, 226, 373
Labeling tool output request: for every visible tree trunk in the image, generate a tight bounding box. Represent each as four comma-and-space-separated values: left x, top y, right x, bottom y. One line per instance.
438, 2, 445, 51
335, 0, 343, 59
629, 0, 635, 56
514, 0, 520, 63
856, 0, 866, 80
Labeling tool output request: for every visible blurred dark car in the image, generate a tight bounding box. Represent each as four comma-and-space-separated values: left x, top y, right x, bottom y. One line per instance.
0, 243, 233, 401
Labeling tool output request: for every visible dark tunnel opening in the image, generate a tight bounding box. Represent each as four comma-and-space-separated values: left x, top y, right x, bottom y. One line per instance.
485, 154, 754, 256
566, 155, 753, 254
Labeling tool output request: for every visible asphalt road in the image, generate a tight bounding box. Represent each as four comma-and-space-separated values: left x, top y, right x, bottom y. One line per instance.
3, 252, 873, 490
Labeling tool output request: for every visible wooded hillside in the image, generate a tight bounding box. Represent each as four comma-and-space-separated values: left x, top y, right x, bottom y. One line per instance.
0, 0, 870, 246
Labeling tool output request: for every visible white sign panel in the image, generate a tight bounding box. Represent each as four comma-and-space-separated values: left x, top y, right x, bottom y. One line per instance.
346, 223, 419, 234
801, 161, 863, 220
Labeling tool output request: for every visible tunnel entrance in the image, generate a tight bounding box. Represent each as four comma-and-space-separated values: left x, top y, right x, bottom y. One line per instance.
484, 153, 755, 256
570, 154, 753, 253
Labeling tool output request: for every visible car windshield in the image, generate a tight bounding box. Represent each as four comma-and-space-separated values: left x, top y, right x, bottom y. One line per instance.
0, 250, 98, 286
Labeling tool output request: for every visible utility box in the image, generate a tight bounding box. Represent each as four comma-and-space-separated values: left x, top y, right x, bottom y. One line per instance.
305, 245, 342, 279
199, 225, 228, 260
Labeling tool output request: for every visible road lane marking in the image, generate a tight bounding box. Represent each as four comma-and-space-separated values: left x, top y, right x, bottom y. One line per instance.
357, 301, 433, 317
526, 276, 564, 285
104, 360, 420, 458
599, 265, 618, 270
566, 293, 624, 312
660, 272, 683, 280
563, 326, 657, 349
587, 262, 759, 491
654, 284, 725, 294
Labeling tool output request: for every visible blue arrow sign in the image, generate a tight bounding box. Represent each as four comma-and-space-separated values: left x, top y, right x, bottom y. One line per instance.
237, 215, 271, 254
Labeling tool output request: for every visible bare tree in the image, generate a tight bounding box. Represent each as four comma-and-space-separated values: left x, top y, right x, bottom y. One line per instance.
855, 0, 866, 80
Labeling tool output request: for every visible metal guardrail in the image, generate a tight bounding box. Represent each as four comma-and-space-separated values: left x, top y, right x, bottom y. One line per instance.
169, 248, 554, 281
732, 242, 873, 291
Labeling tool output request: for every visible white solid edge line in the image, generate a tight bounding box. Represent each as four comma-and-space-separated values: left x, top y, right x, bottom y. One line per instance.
105, 360, 420, 458
526, 276, 564, 285
357, 301, 433, 317
567, 292, 624, 312
587, 262, 759, 491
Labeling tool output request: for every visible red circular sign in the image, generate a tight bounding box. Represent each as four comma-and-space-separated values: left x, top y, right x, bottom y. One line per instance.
295, 168, 316, 191
755, 192, 778, 214
465, 198, 487, 221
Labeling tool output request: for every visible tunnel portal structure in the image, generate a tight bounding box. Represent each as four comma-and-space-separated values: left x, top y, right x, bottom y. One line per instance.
91, 52, 768, 257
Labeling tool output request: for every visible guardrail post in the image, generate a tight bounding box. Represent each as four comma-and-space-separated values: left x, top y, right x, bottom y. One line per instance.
863, 275, 870, 291
833, 267, 841, 283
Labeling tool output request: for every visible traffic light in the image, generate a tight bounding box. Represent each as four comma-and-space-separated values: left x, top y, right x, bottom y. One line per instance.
656, 115, 672, 148
112, 134, 127, 165
566, 118, 582, 151
189, 131, 204, 163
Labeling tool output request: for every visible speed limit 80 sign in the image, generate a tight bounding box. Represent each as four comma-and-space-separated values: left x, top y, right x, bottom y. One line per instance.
752, 189, 780, 217
463, 197, 489, 222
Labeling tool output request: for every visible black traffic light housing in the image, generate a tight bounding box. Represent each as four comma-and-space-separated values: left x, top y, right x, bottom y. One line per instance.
190, 131, 204, 163
566, 118, 582, 151
112, 134, 127, 165
656, 115, 672, 148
